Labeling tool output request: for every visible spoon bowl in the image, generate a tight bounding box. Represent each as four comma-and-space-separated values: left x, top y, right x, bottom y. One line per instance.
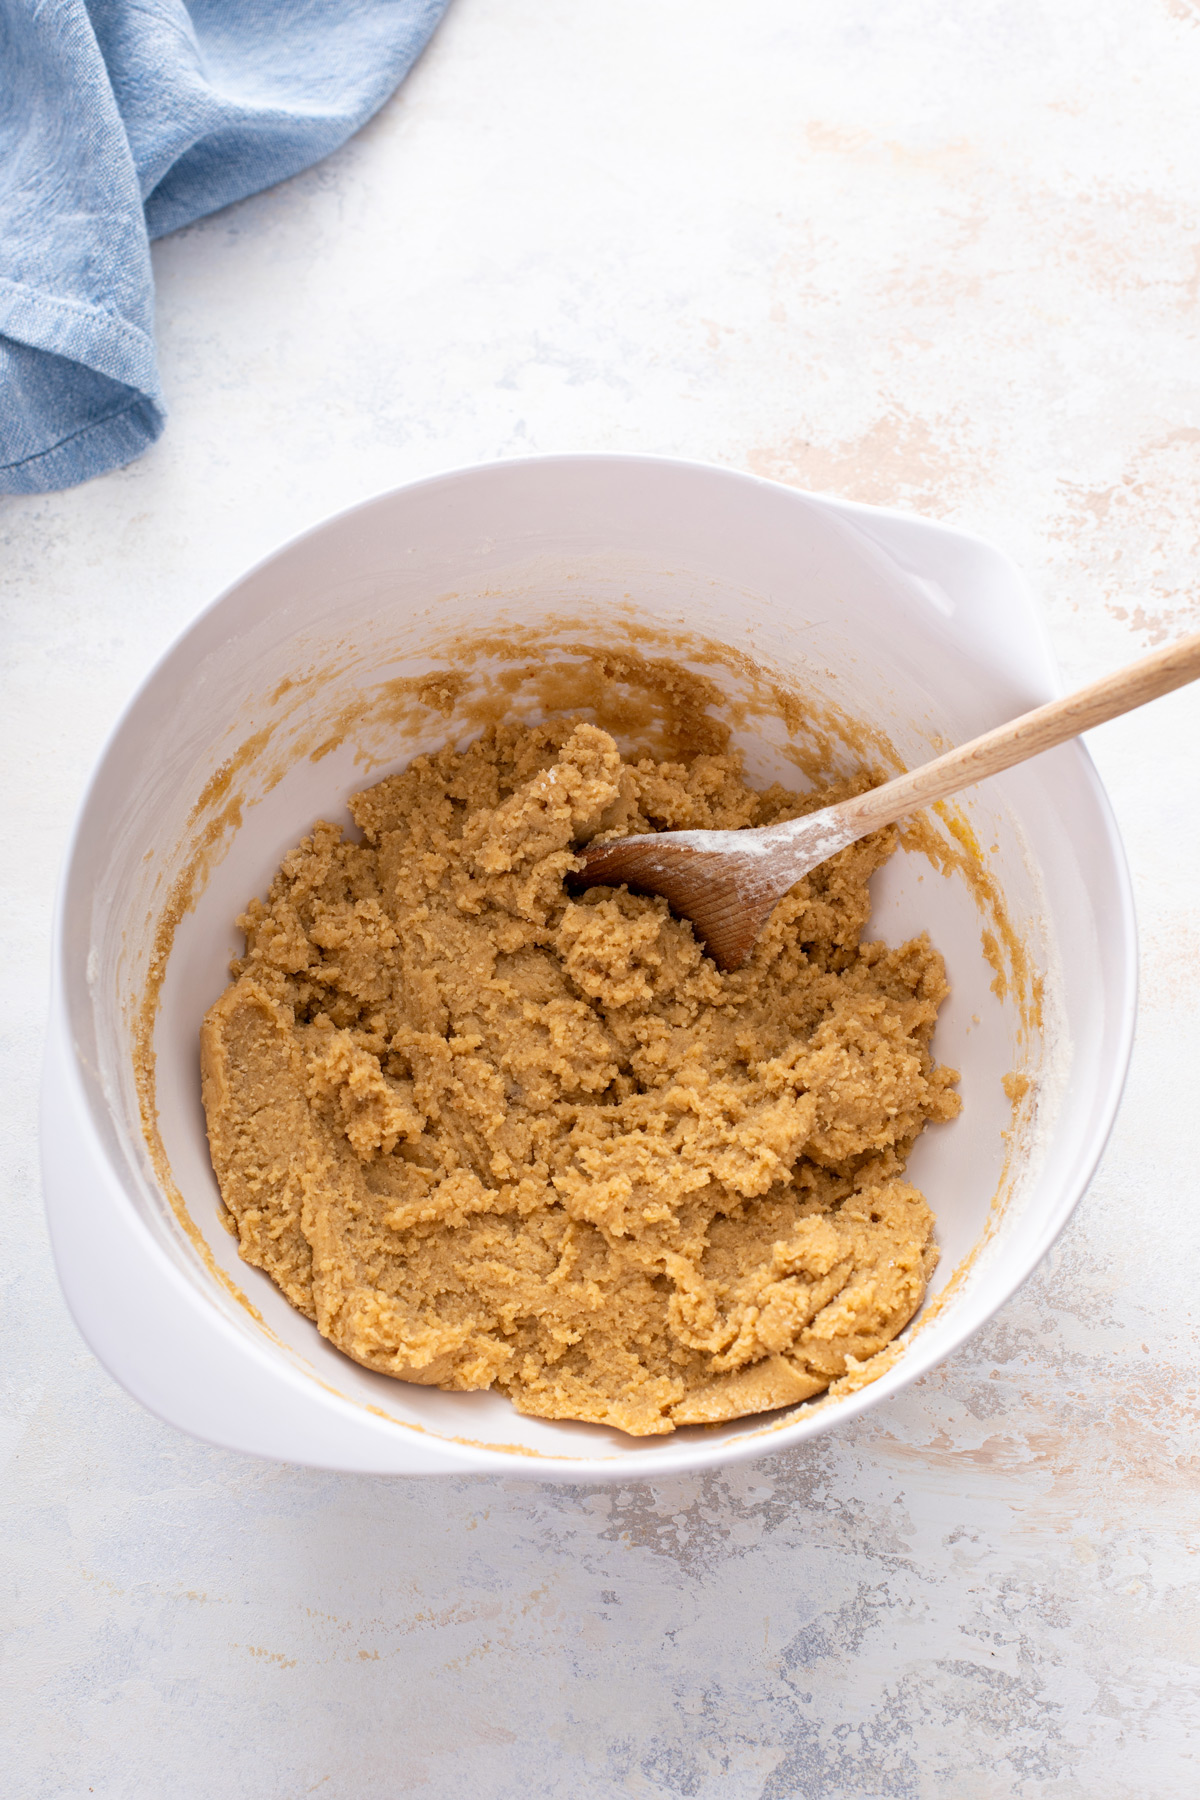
575, 804, 861, 971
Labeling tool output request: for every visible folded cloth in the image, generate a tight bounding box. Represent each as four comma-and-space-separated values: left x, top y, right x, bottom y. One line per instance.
0, 0, 449, 495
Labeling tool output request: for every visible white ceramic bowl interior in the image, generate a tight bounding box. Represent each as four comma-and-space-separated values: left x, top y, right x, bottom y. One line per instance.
43, 457, 1135, 1480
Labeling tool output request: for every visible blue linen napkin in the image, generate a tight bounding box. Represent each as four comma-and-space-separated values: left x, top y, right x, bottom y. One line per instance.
0, 0, 449, 495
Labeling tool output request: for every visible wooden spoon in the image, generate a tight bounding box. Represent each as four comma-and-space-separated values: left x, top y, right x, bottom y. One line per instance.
576, 628, 1200, 971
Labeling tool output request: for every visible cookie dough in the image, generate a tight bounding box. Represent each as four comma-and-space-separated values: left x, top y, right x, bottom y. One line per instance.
201, 720, 960, 1435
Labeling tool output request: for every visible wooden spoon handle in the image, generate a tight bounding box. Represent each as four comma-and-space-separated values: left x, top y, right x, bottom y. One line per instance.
830, 627, 1200, 841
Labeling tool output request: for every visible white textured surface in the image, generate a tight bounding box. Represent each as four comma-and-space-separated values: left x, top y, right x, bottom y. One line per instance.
4, 1, 1200, 1793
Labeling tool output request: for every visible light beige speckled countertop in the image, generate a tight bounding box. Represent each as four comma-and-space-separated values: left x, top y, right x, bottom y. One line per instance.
3, 3, 1199, 1795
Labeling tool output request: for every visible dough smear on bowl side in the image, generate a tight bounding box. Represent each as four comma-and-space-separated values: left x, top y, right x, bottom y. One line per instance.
200, 720, 961, 1437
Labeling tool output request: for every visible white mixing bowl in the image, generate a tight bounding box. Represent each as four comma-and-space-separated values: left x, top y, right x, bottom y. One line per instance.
42, 456, 1135, 1480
